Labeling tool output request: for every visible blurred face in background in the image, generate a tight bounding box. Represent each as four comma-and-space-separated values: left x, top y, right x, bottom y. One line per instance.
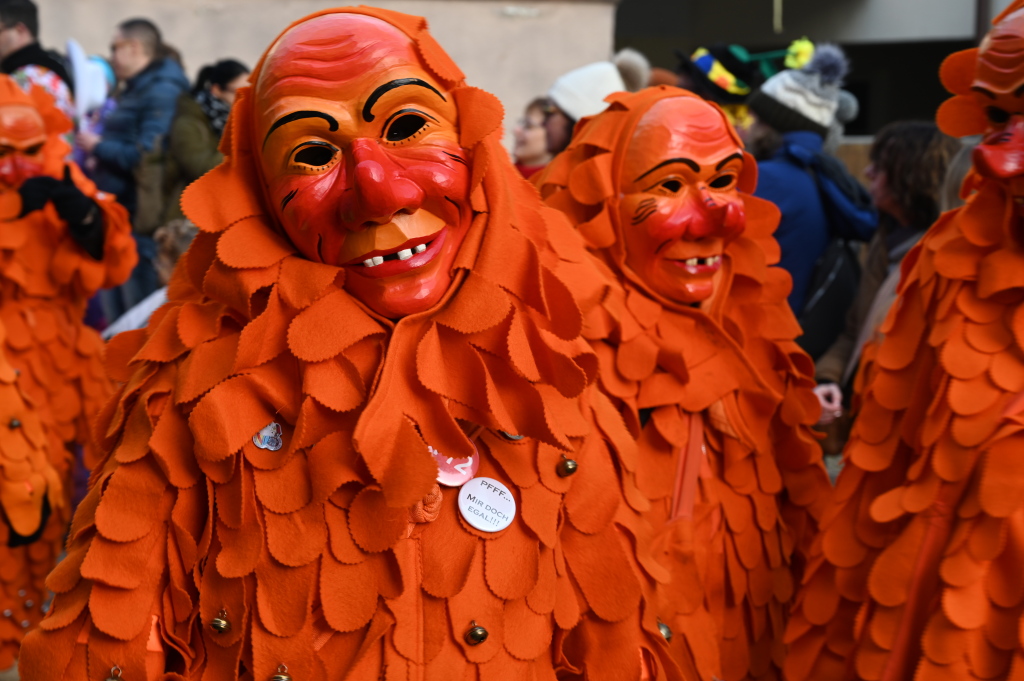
513, 103, 551, 167
211, 73, 249, 107
109, 30, 148, 81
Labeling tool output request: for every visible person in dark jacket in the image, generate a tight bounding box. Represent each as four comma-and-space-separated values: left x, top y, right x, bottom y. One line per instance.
75, 18, 187, 216
75, 18, 187, 315
0, 0, 73, 120
747, 44, 851, 315
163, 58, 248, 221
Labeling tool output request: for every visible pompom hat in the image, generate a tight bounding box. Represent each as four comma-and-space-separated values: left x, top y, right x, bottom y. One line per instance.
748, 43, 849, 137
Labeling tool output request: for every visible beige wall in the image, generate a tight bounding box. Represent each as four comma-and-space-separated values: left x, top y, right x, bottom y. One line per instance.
35, 0, 615, 149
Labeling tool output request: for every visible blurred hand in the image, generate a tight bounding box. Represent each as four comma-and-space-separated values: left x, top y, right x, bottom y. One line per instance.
76, 130, 100, 153
814, 383, 843, 426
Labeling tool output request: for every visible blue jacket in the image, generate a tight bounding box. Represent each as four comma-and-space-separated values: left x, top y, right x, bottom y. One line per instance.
93, 58, 189, 216
754, 131, 830, 315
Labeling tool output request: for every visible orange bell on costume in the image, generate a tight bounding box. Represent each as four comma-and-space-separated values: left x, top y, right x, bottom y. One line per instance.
536, 86, 830, 681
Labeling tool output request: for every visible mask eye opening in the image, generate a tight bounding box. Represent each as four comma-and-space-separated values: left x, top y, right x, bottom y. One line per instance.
292, 141, 337, 168
385, 113, 428, 142
987, 106, 1011, 126
709, 174, 735, 190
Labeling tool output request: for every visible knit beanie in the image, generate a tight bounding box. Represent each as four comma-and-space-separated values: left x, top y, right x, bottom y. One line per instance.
748, 43, 849, 137
548, 48, 650, 121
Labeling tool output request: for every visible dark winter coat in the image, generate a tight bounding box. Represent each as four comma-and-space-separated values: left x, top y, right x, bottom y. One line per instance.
163, 94, 223, 221
92, 57, 188, 217
754, 130, 830, 314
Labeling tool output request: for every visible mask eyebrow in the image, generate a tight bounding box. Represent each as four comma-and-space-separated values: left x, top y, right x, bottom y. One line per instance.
263, 110, 339, 148
363, 78, 446, 122
634, 157, 699, 182
715, 153, 744, 171
972, 86, 998, 100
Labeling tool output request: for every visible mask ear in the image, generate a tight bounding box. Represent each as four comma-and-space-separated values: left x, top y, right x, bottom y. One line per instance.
737, 150, 758, 194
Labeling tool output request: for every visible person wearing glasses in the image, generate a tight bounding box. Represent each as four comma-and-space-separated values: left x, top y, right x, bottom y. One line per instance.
75, 18, 188, 317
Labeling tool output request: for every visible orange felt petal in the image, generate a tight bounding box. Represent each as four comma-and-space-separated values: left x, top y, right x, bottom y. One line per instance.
264, 501, 327, 567
287, 289, 384, 363
347, 487, 408, 553
453, 87, 503, 149
937, 96, 988, 138
562, 523, 640, 622
255, 552, 314, 637
321, 552, 379, 632
189, 375, 276, 461
484, 518, 539, 600
980, 437, 1024, 518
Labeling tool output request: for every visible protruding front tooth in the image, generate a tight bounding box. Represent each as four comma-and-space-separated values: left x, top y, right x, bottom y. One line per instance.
685, 258, 699, 266
414, 243, 427, 254
372, 256, 384, 266
363, 258, 375, 267
397, 248, 413, 260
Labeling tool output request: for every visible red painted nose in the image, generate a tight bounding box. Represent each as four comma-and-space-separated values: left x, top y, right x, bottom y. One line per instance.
974, 115, 1024, 180
337, 139, 424, 230
677, 192, 745, 242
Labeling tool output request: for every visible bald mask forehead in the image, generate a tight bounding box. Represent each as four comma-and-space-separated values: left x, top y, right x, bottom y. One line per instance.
257, 14, 425, 104
0, 104, 45, 148
623, 97, 741, 186
975, 9, 1024, 96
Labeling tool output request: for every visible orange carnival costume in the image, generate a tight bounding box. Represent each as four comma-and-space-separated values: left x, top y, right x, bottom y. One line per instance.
0, 76, 134, 665
20, 8, 681, 681
535, 87, 829, 681
784, 5, 1024, 681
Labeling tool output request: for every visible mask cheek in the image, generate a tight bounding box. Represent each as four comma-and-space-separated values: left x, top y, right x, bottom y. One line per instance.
406, 163, 470, 224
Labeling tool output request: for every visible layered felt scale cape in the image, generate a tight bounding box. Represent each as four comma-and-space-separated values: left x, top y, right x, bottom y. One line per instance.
0, 83, 134, 667
0, 315, 69, 669
536, 87, 830, 681
20, 8, 682, 681
784, 36, 1024, 681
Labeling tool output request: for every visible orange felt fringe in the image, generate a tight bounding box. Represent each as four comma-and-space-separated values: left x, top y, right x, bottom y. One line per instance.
0, 80, 134, 666
536, 87, 830, 681
784, 42, 1024, 680
19, 9, 682, 681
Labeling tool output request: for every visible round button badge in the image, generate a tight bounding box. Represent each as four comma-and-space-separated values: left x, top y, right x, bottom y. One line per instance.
458, 477, 516, 532
430, 442, 480, 487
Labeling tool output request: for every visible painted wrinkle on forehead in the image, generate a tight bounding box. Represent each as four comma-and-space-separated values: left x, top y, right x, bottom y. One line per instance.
622, 97, 741, 188
257, 14, 436, 110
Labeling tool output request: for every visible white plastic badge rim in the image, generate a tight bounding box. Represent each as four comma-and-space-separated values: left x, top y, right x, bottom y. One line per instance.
253, 422, 283, 451
458, 476, 516, 532
430, 442, 480, 487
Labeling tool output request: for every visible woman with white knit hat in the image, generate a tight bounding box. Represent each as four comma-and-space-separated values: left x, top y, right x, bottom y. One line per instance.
512, 48, 649, 175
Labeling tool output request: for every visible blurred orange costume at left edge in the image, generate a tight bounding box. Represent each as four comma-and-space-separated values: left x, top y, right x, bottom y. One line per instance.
0, 74, 135, 668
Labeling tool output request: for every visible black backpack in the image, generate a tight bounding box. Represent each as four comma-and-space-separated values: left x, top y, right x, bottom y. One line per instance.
783, 144, 878, 360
